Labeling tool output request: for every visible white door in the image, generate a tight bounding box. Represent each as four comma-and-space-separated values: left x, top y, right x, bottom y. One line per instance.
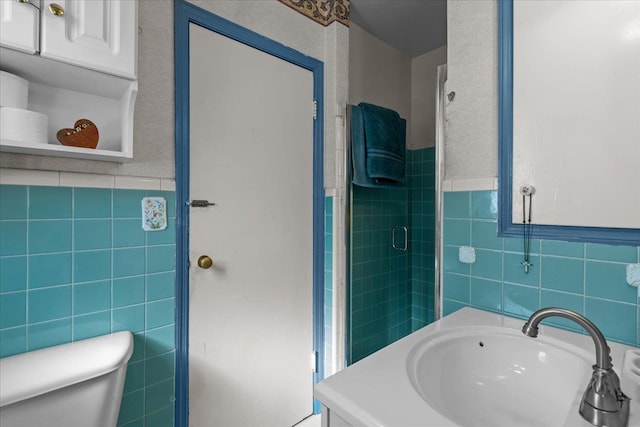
0, 0, 39, 53
40, 0, 137, 78
188, 23, 315, 427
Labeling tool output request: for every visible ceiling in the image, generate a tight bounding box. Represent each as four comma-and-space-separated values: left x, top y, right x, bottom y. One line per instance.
349, 0, 447, 58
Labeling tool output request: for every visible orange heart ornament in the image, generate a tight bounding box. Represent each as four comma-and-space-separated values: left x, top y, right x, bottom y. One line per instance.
56, 119, 99, 149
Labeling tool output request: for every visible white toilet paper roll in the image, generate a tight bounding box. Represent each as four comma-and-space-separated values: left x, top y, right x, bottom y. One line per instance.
0, 107, 48, 145
0, 71, 29, 109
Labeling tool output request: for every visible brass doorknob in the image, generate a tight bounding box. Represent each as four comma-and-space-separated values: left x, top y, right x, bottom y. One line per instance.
48, 3, 64, 16
197, 255, 213, 269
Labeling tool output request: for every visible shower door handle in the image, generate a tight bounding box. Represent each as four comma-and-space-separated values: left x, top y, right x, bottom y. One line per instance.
392, 226, 408, 251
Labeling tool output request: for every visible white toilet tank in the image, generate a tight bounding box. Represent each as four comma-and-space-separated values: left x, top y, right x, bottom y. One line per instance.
0, 331, 133, 427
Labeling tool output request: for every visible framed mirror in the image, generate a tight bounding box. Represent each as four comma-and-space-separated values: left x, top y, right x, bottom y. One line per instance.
498, 0, 640, 246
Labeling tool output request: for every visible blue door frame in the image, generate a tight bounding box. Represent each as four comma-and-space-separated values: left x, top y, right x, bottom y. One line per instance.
173, 1, 325, 425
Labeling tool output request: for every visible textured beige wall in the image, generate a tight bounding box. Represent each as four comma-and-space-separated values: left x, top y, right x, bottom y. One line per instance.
411, 45, 447, 149
445, 0, 498, 180
1, 0, 347, 188
348, 24, 447, 151
348, 23, 412, 133
119, 0, 175, 178
0, 0, 175, 177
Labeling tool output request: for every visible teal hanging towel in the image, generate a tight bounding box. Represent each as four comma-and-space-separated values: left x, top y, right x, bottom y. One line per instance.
350, 102, 406, 188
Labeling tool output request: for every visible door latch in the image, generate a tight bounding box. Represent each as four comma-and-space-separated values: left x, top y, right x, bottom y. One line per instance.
187, 200, 216, 207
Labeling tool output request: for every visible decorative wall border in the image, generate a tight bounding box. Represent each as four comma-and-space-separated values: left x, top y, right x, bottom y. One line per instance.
279, 0, 350, 27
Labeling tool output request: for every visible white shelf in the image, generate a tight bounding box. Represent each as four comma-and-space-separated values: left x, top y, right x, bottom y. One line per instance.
0, 47, 137, 163
1, 139, 132, 162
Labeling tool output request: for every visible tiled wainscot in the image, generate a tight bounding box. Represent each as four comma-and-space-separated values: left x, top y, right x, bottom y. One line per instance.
0, 184, 177, 427
442, 190, 640, 347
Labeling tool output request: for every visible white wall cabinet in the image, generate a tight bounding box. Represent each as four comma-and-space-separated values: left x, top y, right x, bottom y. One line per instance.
0, 0, 138, 162
0, 0, 40, 54
41, 0, 137, 79
1, 0, 137, 79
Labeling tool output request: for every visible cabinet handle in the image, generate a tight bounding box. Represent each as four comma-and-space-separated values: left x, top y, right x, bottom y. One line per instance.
17, 0, 31, 4
48, 3, 65, 16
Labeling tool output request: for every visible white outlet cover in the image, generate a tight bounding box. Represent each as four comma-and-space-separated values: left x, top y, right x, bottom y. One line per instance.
459, 246, 476, 264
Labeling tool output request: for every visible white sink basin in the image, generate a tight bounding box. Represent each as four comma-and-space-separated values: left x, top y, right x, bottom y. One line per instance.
407, 327, 592, 427
315, 308, 639, 427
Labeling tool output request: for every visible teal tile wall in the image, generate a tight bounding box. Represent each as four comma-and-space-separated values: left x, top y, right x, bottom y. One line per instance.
442, 190, 640, 347
350, 185, 411, 362
408, 147, 436, 329
324, 196, 333, 375
0, 185, 176, 426
348, 148, 437, 363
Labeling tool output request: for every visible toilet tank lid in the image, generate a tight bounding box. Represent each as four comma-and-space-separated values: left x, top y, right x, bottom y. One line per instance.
0, 331, 134, 407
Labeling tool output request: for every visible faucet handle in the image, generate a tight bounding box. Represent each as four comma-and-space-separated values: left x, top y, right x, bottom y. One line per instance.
580, 366, 630, 426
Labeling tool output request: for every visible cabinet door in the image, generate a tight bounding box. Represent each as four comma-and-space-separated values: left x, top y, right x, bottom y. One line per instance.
40, 0, 137, 79
0, 0, 39, 54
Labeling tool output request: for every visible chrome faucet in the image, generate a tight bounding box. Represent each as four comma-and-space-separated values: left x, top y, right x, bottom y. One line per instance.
522, 307, 630, 427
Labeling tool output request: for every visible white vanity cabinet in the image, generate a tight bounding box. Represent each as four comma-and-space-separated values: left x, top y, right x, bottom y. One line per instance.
0, 0, 40, 54
1, 0, 137, 79
320, 407, 353, 427
0, 0, 138, 162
